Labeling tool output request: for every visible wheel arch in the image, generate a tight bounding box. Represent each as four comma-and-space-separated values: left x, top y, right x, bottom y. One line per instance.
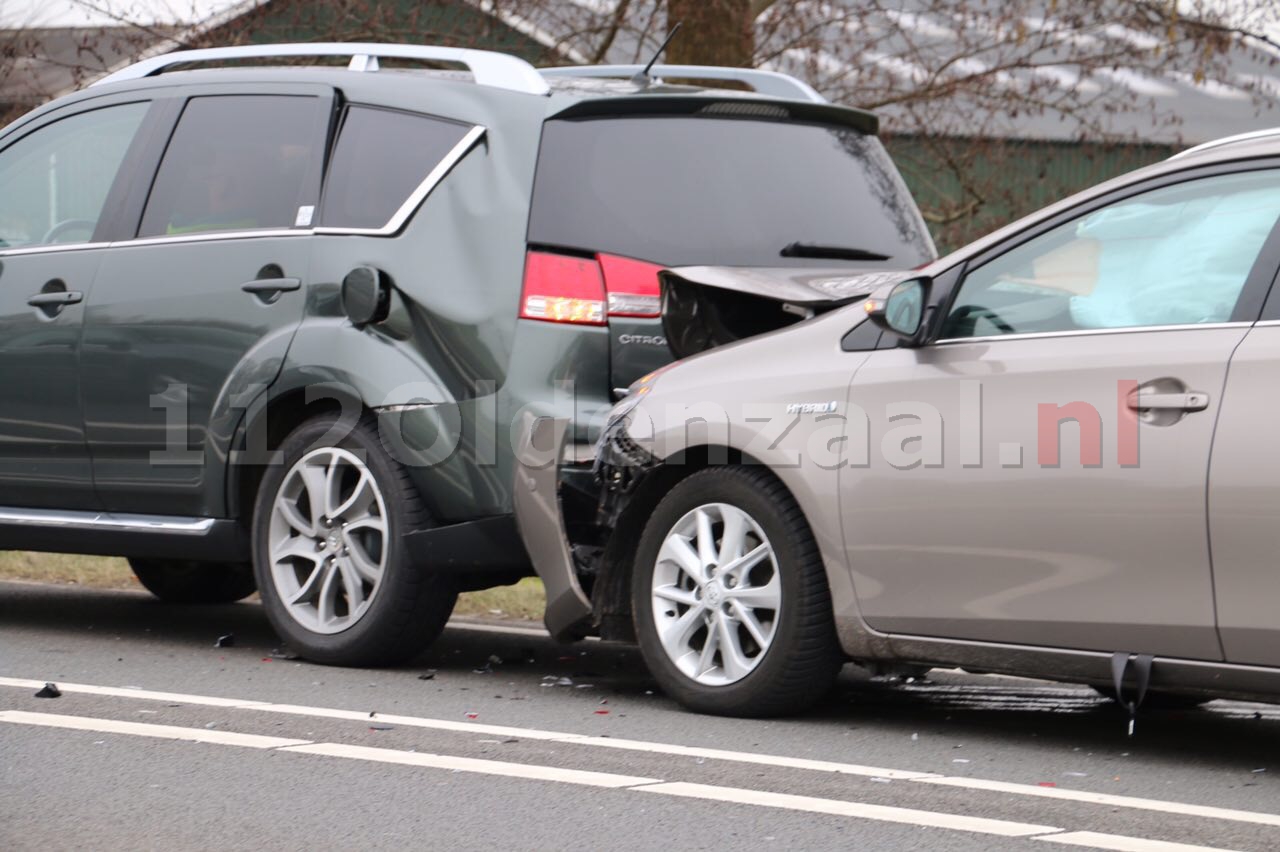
591, 445, 786, 642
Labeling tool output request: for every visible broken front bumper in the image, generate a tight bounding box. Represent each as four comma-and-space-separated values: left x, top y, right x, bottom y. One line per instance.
512, 413, 593, 641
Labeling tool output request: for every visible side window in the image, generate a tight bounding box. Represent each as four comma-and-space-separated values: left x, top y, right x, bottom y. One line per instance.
139, 95, 323, 238
942, 170, 1280, 339
320, 106, 472, 230
0, 102, 148, 249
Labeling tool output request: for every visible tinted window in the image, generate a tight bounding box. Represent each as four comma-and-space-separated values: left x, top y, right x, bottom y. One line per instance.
942, 170, 1280, 339
320, 106, 472, 230
529, 116, 933, 267
0, 102, 148, 249
139, 95, 322, 238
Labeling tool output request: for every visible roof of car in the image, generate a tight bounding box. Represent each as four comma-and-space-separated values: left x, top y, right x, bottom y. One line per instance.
22, 44, 880, 136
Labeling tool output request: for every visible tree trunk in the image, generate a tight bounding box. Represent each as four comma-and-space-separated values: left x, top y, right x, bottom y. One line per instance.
666, 0, 754, 67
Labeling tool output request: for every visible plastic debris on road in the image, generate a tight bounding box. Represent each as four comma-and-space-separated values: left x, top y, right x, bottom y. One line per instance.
541, 676, 574, 688
418, 670, 437, 680
214, 634, 235, 648
34, 682, 61, 699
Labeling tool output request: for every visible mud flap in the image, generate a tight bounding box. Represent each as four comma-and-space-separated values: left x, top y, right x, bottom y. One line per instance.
1110, 651, 1155, 736
512, 412, 592, 641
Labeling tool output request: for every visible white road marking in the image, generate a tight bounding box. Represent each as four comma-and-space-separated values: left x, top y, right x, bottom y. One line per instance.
919, 777, 1280, 828
0, 709, 1241, 851
283, 742, 658, 788
1039, 831, 1237, 851
1, 676, 1276, 834
637, 781, 1059, 837
0, 710, 308, 749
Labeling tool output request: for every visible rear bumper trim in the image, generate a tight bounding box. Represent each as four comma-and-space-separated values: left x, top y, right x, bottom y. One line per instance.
512, 413, 593, 641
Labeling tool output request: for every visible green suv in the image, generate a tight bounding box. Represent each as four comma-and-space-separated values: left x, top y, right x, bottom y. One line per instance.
0, 43, 933, 664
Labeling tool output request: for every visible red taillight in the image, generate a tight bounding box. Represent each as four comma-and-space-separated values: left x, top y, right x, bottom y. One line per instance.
598, 253, 665, 318
521, 251, 606, 325
520, 250, 665, 325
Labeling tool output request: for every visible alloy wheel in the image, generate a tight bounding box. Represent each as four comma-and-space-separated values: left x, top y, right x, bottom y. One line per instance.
267, 447, 389, 634
650, 502, 781, 686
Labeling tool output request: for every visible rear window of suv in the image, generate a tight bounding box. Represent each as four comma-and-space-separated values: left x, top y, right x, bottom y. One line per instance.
529, 116, 934, 268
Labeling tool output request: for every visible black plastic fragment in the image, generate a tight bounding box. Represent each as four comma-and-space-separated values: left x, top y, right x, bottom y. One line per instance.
34, 682, 61, 699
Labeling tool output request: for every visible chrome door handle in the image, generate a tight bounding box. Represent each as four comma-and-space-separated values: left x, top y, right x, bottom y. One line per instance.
1127, 391, 1209, 412
27, 290, 84, 307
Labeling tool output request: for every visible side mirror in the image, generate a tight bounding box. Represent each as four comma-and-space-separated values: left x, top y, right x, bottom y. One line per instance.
341, 266, 391, 327
864, 277, 930, 343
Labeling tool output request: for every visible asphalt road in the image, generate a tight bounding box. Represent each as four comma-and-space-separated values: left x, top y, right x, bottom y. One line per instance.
2, 580, 1278, 852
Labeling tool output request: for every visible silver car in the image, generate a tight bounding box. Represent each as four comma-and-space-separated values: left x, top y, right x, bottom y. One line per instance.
516, 128, 1280, 717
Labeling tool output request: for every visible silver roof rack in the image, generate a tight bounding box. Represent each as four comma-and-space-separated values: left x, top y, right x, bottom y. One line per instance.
1169, 127, 1280, 160
540, 64, 826, 104
92, 42, 551, 96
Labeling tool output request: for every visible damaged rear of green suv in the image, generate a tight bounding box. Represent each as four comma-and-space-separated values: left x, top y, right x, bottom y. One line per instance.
0, 43, 932, 664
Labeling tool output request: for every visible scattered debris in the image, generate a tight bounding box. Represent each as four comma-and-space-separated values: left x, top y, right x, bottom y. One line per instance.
214, 634, 235, 648
593, 709, 610, 715
204, 722, 218, 729
270, 648, 301, 661
1038, 782, 1057, 788
465, 711, 479, 720
369, 725, 393, 732
417, 670, 437, 681
34, 683, 61, 699
1064, 772, 1089, 778
575, 684, 595, 690
910, 733, 919, 742
1252, 768, 1267, 774
541, 676, 574, 688
488, 655, 503, 666
260, 658, 273, 663
502, 738, 519, 744
952, 759, 970, 764
368, 711, 377, 718
870, 777, 892, 784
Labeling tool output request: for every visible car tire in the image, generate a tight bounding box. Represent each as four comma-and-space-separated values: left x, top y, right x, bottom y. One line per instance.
129, 558, 257, 604
252, 413, 457, 666
632, 466, 842, 717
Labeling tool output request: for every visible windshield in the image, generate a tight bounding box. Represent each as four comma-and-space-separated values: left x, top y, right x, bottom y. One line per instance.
529, 115, 935, 268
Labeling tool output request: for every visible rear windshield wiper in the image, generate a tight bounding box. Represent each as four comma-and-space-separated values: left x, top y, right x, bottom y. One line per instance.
781, 242, 891, 262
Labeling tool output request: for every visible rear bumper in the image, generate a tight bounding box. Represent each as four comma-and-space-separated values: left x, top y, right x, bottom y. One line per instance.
512, 413, 593, 640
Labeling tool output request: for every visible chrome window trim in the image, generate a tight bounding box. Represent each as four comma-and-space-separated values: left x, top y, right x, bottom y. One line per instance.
1250, 319, 1280, 327
112, 228, 313, 249
0, 507, 215, 534
934, 321, 1252, 346
0, 241, 112, 257
1, 125, 486, 251
314, 124, 487, 237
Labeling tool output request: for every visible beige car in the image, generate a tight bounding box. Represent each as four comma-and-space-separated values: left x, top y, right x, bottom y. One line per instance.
516, 128, 1280, 717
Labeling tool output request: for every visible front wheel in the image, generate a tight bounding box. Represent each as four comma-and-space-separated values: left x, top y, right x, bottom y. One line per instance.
252, 414, 457, 666
632, 466, 842, 717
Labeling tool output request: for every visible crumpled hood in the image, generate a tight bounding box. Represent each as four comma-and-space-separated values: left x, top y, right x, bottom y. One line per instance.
658, 265, 915, 360
659, 266, 915, 307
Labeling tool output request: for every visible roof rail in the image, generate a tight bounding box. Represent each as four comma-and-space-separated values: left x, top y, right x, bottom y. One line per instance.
1169, 127, 1280, 160
540, 64, 826, 104
92, 42, 551, 96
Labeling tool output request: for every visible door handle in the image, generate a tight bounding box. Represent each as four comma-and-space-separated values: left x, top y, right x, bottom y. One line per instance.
1127, 390, 1209, 412
27, 290, 84, 308
241, 277, 301, 295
